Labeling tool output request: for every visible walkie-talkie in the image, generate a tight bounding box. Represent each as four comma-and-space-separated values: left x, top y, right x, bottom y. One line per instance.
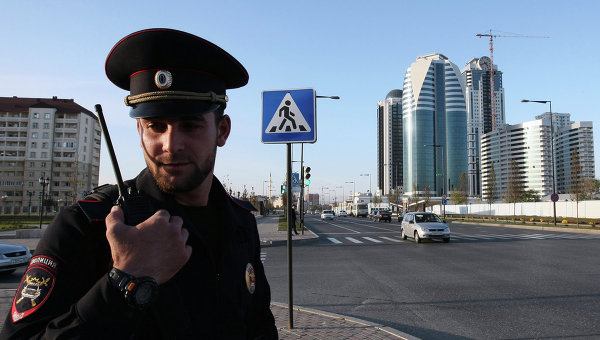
95, 104, 154, 225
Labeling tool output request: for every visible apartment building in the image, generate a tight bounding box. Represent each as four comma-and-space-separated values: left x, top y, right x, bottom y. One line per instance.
0, 96, 101, 214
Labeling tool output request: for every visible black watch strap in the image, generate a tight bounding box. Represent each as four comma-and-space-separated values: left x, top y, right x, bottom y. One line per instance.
108, 267, 133, 291
108, 267, 158, 309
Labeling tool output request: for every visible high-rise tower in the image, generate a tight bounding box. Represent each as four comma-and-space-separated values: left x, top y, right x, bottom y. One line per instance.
461, 57, 505, 197
402, 54, 468, 197
377, 90, 403, 196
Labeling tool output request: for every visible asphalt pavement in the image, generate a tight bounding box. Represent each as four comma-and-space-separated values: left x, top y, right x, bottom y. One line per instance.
0, 217, 419, 339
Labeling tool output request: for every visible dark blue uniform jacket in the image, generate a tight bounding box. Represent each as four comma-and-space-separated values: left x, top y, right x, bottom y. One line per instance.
1, 169, 278, 339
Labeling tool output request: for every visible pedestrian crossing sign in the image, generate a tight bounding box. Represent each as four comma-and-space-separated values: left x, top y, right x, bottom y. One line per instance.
261, 88, 316, 143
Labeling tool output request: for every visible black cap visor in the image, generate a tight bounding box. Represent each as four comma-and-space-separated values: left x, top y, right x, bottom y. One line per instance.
129, 100, 222, 119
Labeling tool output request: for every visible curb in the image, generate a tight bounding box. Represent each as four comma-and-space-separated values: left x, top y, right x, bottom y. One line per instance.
452, 220, 600, 234
271, 302, 421, 340
261, 227, 319, 247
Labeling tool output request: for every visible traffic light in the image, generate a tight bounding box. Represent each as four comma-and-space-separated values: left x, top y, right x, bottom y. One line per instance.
281, 184, 287, 194
304, 166, 311, 186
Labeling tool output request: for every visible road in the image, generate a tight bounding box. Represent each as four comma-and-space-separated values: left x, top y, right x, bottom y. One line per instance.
263, 214, 600, 339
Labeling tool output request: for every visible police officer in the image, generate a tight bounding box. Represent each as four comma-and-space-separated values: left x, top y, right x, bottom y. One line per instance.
2, 28, 278, 339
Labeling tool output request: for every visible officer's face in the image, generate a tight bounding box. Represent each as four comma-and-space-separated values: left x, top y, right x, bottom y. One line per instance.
137, 112, 230, 194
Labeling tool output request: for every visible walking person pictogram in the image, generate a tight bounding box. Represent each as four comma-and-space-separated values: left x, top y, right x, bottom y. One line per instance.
278, 100, 297, 131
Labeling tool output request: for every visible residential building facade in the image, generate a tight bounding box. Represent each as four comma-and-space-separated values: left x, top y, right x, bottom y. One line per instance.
377, 89, 403, 196
461, 57, 505, 197
402, 54, 467, 197
552, 119, 595, 194
0, 96, 101, 214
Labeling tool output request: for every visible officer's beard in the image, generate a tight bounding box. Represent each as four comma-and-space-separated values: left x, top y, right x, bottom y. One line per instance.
141, 141, 217, 195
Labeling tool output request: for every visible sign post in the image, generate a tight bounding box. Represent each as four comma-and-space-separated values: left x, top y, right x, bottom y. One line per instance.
261, 88, 317, 329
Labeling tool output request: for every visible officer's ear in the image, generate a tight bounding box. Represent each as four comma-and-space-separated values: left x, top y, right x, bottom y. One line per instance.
216, 113, 231, 147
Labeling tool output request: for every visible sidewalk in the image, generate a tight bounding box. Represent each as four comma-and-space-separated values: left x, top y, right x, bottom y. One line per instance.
0, 218, 419, 339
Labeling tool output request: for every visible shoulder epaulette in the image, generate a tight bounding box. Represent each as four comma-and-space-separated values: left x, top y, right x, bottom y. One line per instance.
230, 196, 257, 212
77, 184, 120, 222
77, 199, 112, 222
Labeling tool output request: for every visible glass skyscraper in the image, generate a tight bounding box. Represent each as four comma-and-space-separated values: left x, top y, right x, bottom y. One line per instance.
402, 54, 467, 197
461, 57, 505, 197
377, 90, 403, 196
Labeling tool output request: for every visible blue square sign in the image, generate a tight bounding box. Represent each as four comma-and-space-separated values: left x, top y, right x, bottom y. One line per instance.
261, 88, 316, 144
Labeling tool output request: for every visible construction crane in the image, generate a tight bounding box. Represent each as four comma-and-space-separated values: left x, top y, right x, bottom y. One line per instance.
476, 29, 549, 131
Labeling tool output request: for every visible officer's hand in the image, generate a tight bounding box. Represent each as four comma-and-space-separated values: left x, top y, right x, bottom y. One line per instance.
105, 206, 192, 284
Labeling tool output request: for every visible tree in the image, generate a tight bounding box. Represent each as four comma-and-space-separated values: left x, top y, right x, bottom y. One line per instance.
373, 195, 382, 205
570, 147, 584, 225
505, 160, 525, 220
422, 185, 432, 210
582, 178, 600, 200
522, 189, 540, 202
450, 173, 468, 205
483, 162, 497, 214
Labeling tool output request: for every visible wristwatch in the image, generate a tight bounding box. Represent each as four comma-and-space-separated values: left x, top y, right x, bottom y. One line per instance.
108, 267, 158, 310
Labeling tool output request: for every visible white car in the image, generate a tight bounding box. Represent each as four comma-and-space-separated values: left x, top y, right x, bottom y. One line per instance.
338, 210, 347, 217
401, 212, 450, 243
321, 210, 335, 220
0, 242, 32, 274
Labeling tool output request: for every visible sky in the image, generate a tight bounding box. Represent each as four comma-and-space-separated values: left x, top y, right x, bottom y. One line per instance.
2, 0, 599, 203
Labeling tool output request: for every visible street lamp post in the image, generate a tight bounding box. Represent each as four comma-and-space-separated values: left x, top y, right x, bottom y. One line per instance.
38, 176, 50, 229
360, 174, 371, 195
521, 99, 557, 226
27, 191, 33, 216
336, 186, 344, 207
321, 186, 328, 209
345, 181, 355, 215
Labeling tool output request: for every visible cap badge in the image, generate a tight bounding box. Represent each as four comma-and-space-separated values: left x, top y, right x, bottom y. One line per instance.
154, 70, 173, 90
245, 263, 256, 294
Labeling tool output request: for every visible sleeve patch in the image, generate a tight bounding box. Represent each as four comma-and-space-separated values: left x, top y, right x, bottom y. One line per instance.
11, 255, 57, 323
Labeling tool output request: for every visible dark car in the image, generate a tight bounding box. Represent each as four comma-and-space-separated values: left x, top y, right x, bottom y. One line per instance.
374, 210, 391, 222
397, 211, 406, 223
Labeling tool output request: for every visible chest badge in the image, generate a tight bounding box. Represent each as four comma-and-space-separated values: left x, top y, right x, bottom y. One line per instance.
245, 263, 256, 294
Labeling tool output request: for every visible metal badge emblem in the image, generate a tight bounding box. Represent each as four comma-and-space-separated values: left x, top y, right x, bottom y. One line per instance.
245, 263, 256, 294
154, 70, 173, 90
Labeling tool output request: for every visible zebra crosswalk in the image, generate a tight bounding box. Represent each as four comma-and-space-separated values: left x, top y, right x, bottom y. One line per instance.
260, 251, 268, 263
322, 232, 600, 245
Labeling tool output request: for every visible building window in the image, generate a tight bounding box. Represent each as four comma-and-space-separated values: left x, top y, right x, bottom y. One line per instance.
43, 123, 50, 129
33, 113, 39, 119
44, 113, 50, 119
30, 152, 36, 158
29, 161, 34, 167
42, 142, 48, 149
31, 142, 37, 148
41, 162, 46, 168
32, 122, 38, 129
32, 132, 38, 139
41, 152, 47, 158
42, 132, 49, 139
